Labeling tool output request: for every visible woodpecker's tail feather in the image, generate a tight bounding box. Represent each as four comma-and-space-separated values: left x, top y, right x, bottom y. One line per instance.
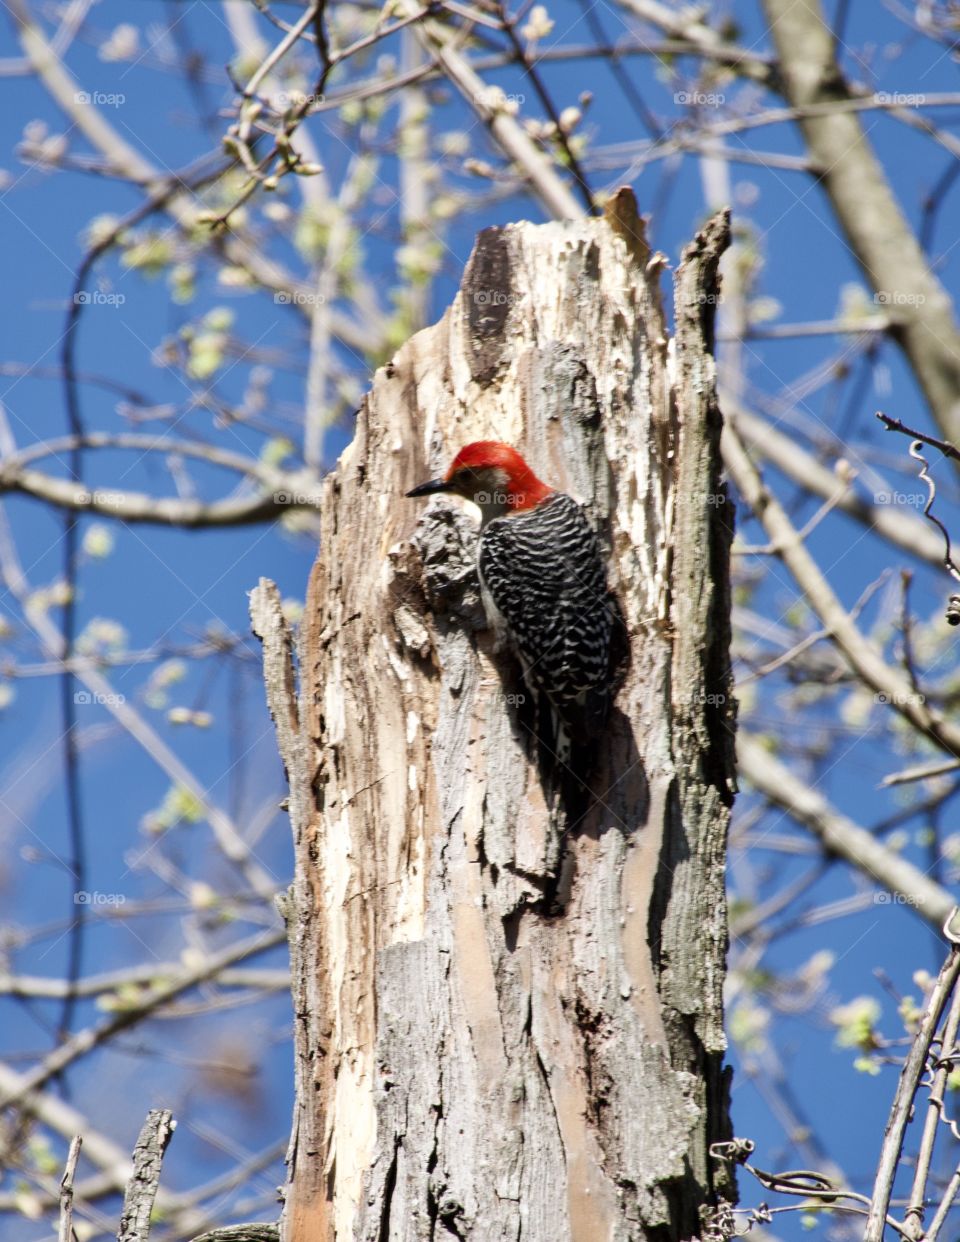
527, 690, 605, 815
549, 713, 598, 848
560, 686, 612, 747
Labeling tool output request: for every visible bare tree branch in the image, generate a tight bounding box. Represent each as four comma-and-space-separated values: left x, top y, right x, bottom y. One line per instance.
617, 0, 777, 84
738, 733, 957, 928
723, 420, 960, 758
0, 929, 284, 1111
57, 1135, 81, 1242
903, 976, 960, 1237
762, 0, 960, 444
7, 0, 374, 353
882, 758, 960, 788
0, 965, 289, 999
866, 927, 960, 1241
0, 464, 296, 527
187, 1227, 279, 1242
731, 401, 945, 567
117, 1110, 176, 1242
408, 7, 586, 220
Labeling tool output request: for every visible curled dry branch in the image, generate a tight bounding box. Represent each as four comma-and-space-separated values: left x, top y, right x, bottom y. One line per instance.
877, 410, 960, 624
710, 1137, 910, 1238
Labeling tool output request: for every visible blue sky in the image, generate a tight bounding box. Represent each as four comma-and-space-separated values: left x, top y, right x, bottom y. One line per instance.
3, 1, 960, 1236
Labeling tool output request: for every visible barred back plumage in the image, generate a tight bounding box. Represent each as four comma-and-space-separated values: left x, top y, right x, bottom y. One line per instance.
477, 491, 614, 749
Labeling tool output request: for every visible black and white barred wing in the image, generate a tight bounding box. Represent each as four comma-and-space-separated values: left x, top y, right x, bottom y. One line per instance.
478, 493, 613, 730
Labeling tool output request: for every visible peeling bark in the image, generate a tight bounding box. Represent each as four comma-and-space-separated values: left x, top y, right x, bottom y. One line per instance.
254, 192, 737, 1241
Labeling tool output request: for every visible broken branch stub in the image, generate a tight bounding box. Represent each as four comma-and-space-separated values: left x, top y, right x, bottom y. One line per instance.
260, 191, 737, 1240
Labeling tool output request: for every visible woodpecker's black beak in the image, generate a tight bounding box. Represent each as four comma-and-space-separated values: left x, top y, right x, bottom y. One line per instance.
406, 477, 451, 498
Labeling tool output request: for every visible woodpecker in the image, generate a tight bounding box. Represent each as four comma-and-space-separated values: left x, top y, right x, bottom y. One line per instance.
407, 441, 618, 761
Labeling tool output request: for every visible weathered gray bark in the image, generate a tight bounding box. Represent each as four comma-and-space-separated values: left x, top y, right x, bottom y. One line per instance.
252, 191, 737, 1241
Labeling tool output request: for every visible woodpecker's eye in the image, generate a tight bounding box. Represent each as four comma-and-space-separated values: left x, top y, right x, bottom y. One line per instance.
450, 467, 478, 492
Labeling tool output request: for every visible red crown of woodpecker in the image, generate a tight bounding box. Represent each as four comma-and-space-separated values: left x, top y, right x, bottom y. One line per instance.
406, 441, 553, 513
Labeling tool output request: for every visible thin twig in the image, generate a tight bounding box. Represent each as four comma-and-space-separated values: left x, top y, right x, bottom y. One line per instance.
882, 758, 960, 788
898, 570, 922, 696
58, 1135, 82, 1242
904, 979, 960, 1235
0, 929, 284, 1112
242, 3, 318, 103
408, 4, 584, 220
738, 734, 956, 927
730, 402, 944, 568
865, 926, 960, 1240
927, 1163, 960, 1240
495, 0, 597, 214
725, 421, 960, 756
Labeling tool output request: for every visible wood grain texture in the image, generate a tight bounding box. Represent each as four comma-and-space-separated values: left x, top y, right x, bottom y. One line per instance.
258, 193, 737, 1241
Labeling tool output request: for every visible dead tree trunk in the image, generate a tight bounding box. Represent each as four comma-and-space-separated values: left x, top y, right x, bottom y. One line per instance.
251, 191, 737, 1242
